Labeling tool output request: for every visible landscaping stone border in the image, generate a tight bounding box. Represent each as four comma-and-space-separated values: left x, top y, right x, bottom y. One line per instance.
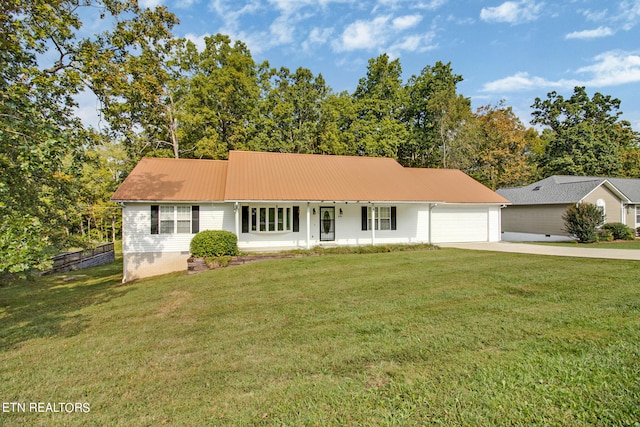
187, 253, 315, 274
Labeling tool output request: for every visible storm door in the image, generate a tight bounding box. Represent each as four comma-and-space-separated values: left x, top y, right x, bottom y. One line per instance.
319, 207, 335, 241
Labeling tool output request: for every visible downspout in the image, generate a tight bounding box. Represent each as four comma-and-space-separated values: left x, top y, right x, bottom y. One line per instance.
306, 203, 311, 249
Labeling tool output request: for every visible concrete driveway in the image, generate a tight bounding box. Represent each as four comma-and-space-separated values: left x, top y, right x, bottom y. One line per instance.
438, 242, 640, 261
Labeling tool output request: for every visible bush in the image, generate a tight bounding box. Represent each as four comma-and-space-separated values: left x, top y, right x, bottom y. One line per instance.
190, 230, 238, 257
596, 228, 613, 242
562, 203, 604, 243
602, 222, 635, 240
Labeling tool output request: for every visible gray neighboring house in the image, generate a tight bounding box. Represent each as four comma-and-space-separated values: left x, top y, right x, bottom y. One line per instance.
497, 176, 640, 241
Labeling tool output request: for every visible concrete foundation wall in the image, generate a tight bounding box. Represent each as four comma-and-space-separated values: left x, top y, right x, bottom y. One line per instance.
123, 252, 190, 282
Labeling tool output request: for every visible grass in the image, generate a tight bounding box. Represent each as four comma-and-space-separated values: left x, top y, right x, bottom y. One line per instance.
1, 247, 639, 425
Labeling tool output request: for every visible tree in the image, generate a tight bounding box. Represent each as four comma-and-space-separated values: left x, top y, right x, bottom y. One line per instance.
253, 65, 329, 154
315, 92, 357, 155
351, 54, 408, 158
531, 86, 640, 177
401, 61, 471, 168
0, 0, 178, 275
178, 35, 260, 159
85, 5, 181, 158
76, 137, 129, 242
467, 102, 537, 190
1, 0, 90, 274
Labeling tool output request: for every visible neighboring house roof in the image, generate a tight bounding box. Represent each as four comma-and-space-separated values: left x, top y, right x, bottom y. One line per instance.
607, 178, 640, 203
112, 150, 509, 204
497, 175, 633, 205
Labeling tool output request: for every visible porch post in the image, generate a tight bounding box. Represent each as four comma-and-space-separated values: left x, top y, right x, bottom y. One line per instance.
428, 203, 436, 244
234, 202, 239, 237
371, 204, 376, 245
306, 203, 311, 249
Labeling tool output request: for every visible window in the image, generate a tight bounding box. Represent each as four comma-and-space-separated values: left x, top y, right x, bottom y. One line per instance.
596, 199, 606, 220
362, 206, 397, 231
176, 206, 191, 233
241, 205, 299, 233
160, 206, 175, 234
636, 206, 640, 226
151, 205, 199, 234
378, 206, 391, 230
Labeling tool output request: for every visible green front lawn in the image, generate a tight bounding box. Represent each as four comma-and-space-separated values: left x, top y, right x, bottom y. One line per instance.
1, 248, 639, 425
533, 239, 640, 250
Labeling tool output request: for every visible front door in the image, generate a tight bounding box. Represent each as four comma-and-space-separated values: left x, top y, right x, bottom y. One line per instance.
320, 207, 335, 241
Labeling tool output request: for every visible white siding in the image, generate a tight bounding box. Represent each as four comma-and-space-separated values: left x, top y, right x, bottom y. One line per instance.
122, 203, 234, 255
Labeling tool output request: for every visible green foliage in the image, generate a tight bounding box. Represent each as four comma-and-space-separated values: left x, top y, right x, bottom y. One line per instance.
531, 86, 640, 177
204, 255, 232, 269
596, 228, 614, 242
351, 54, 408, 158
401, 61, 471, 168
602, 222, 635, 240
0, 215, 53, 275
190, 230, 238, 257
562, 203, 605, 243
466, 102, 536, 190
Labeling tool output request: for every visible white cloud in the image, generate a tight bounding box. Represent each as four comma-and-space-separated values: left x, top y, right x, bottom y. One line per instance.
302, 27, 334, 51
184, 32, 209, 51
388, 32, 437, 55
334, 16, 391, 51
392, 14, 423, 30
333, 12, 436, 53
140, 0, 163, 7
577, 50, 640, 86
174, 0, 198, 8
480, 0, 543, 24
481, 72, 579, 93
270, 15, 296, 45
375, 0, 446, 10
481, 50, 640, 93
565, 26, 614, 40
209, 0, 262, 31
617, 0, 640, 30
581, 8, 608, 23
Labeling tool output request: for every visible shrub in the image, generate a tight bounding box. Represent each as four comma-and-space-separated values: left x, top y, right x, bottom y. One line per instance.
562, 203, 604, 243
602, 222, 635, 240
190, 230, 238, 257
596, 228, 613, 242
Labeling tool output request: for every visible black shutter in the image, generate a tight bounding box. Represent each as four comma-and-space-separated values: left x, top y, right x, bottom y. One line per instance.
241, 206, 249, 233
151, 205, 159, 234
391, 206, 397, 230
361, 206, 368, 231
293, 206, 300, 232
192, 206, 200, 234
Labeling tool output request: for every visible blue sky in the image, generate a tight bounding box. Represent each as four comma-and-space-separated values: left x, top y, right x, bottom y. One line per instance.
106, 0, 640, 129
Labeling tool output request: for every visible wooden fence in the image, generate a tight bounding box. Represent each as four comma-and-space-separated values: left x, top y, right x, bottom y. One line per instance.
43, 242, 115, 275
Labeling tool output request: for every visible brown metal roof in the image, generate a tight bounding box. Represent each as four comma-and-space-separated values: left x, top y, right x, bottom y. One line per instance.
224, 150, 433, 202
111, 151, 508, 204
405, 168, 510, 204
111, 158, 227, 201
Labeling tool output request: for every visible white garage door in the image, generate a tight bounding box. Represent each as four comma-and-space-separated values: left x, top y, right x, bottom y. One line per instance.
431, 207, 488, 243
